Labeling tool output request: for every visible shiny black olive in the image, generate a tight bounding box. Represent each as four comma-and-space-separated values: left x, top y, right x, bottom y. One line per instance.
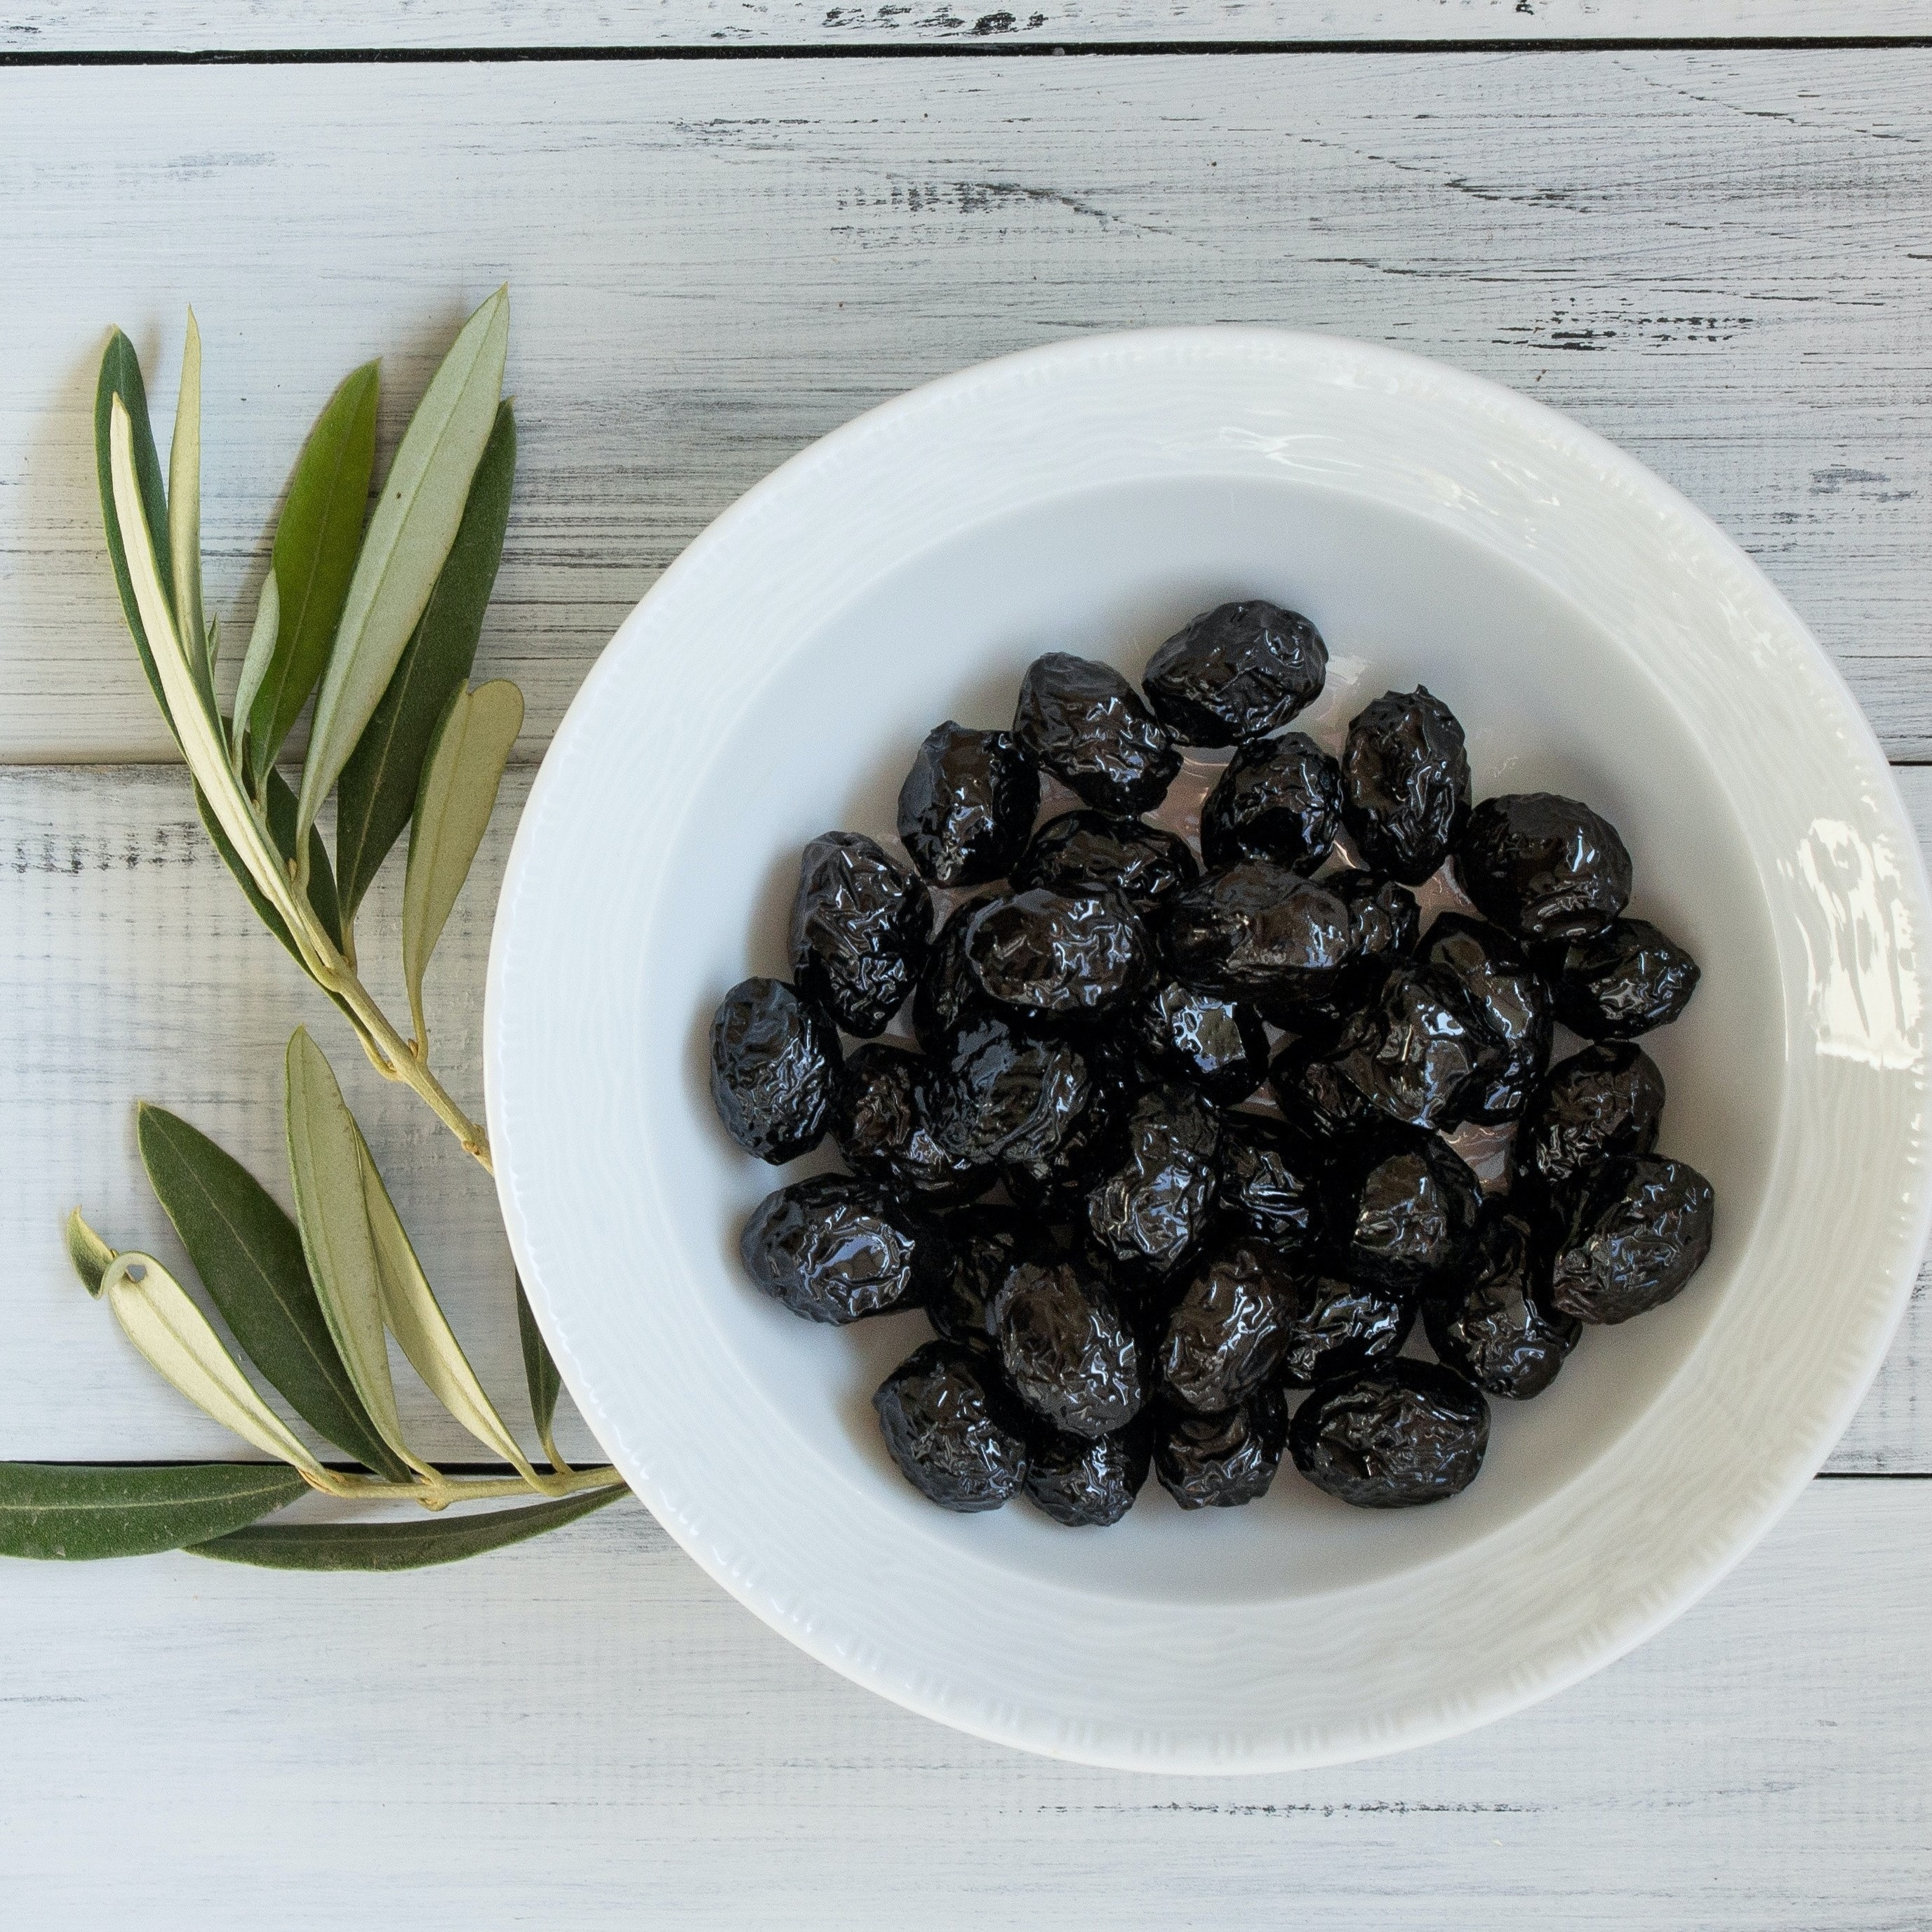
740, 1174, 945, 1324
1155, 1234, 1298, 1413
1340, 687, 1472, 885
789, 830, 932, 1037
1326, 962, 1490, 1132
913, 898, 990, 1045
1215, 1110, 1326, 1251
895, 721, 1039, 888
1456, 793, 1632, 942
999, 1045, 1138, 1218
1084, 1081, 1222, 1274
963, 888, 1153, 1022
829, 1042, 992, 1207
1278, 1274, 1413, 1387
1547, 1154, 1715, 1324
708, 976, 843, 1164
1269, 1032, 1378, 1141
1289, 1359, 1490, 1508
1199, 733, 1343, 873
1424, 1202, 1580, 1397
1142, 599, 1328, 747
924, 1012, 1097, 1169
992, 1255, 1145, 1438
1517, 1040, 1665, 1187
1011, 810, 1199, 917
874, 1340, 1030, 1512
1012, 652, 1180, 815
1540, 917, 1702, 1039
1128, 980, 1269, 1107
1024, 1422, 1152, 1527
1164, 861, 1352, 1012
1153, 1388, 1288, 1509
1333, 1130, 1481, 1293
1418, 912, 1553, 1124
1264, 870, 1422, 1033
928, 1204, 1055, 1346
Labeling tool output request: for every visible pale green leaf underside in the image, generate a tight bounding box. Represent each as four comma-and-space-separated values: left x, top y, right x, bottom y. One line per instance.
167, 309, 211, 720
230, 571, 280, 789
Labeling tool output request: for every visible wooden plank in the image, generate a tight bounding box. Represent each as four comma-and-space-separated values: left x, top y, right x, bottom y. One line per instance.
2, 52, 1929, 761
0, 1474, 1923, 1926
2, 759, 1926, 1470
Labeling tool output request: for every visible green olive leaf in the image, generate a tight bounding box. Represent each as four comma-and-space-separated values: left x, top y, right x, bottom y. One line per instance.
515, 1272, 567, 1472
229, 571, 279, 790
0, 1463, 308, 1561
187, 1482, 626, 1573
296, 288, 508, 849
262, 767, 345, 954
167, 309, 213, 722
401, 679, 522, 1051
334, 399, 514, 924
137, 1104, 410, 1481
66, 1208, 116, 1298
94, 328, 176, 738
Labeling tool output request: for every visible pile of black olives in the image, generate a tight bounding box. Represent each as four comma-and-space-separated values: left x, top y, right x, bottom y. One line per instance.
709, 600, 1714, 1528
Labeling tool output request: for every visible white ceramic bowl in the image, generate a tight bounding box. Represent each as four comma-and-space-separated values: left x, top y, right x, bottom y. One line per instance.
486, 329, 1931, 1772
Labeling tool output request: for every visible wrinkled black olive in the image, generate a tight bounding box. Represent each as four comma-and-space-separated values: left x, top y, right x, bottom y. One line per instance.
1154, 1389, 1288, 1509
874, 1340, 1030, 1512
1425, 1203, 1580, 1397
1456, 793, 1632, 942
1333, 1131, 1481, 1293
1548, 1154, 1715, 1324
1267, 871, 1422, 1033
1541, 917, 1701, 1039
1517, 1040, 1665, 1187
829, 1042, 991, 1207
1011, 810, 1199, 917
895, 721, 1039, 888
789, 831, 931, 1036
964, 888, 1153, 1022
928, 1204, 1055, 1346
708, 977, 842, 1164
1199, 733, 1343, 873
999, 1044, 1137, 1218
1340, 688, 1472, 885
1155, 1234, 1298, 1412
924, 1012, 1096, 1168
1024, 1422, 1152, 1527
1164, 862, 1352, 1013
1215, 1111, 1326, 1250
1290, 1359, 1490, 1508
1418, 912, 1553, 1124
1128, 980, 1269, 1107
1327, 962, 1489, 1131
740, 1175, 945, 1324
1012, 652, 1180, 815
1270, 1032, 1378, 1140
913, 898, 989, 1044
1142, 600, 1328, 747
992, 1256, 1144, 1437
1084, 1081, 1222, 1274
1279, 1274, 1413, 1387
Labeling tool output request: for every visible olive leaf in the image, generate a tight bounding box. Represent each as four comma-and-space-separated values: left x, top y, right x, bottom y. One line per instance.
296, 288, 509, 851
137, 1104, 410, 1481
187, 1482, 625, 1573
516, 1272, 566, 1472
334, 399, 515, 924
94, 329, 176, 737
262, 768, 345, 954
66, 1208, 116, 1297
401, 679, 523, 1051
167, 309, 213, 720
229, 571, 279, 791
0, 1463, 308, 1561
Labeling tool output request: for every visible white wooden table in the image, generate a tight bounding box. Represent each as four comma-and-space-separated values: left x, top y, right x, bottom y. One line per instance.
3, 7, 1929, 1924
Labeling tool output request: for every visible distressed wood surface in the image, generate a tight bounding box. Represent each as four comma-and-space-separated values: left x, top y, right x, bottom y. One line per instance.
3, 51, 1930, 762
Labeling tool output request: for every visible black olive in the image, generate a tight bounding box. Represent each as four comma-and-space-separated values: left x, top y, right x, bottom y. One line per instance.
1128, 980, 1269, 1107
789, 831, 932, 1037
1418, 912, 1554, 1124
1264, 870, 1422, 1033
1540, 917, 1702, 1039
1278, 1274, 1414, 1387
923, 1012, 1097, 1168
963, 888, 1154, 1023
1517, 1040, 1665, 1188
913, 898, 990, 1045
708, 976, 842, 1164
1215, 1110, 1327, 1251
1340, 687, 1472, 885
1326, 962, 1490, 1132
928, 1203, 1056, 1346
1142, 599, 1328, 747
1163, 861, 1352, 1012
992, 1256, 1145, 1438
740, 1174, 945, 1324
1012, 652, 1180, 815
874, 1340, 1030, 1512
1011, 810, 1199, 917
829, 1042, 992, 1207
1153, 1389, 1288, 1509
1024, 1421, 1152, 1527
1548, 1154, 1715, 1324
1155, 1233, 1298, 1413
1456, 793, 1632, 942
895, 721, 1039, 888
1084, 1081, 1222, 1274
1199, 733, 1343, 873
1289, 1360, 1490, 1508
1332, 1130, 1481, 1293
1424, 1202, 1580, 1397
999, 1044, 1138, 1218
1269, 1032, 1378, 1141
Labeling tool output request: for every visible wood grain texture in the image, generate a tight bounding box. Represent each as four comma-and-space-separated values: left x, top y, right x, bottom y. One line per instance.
2, 52, 1928, 761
